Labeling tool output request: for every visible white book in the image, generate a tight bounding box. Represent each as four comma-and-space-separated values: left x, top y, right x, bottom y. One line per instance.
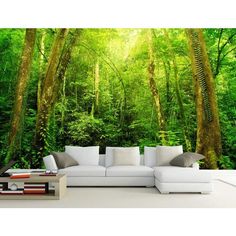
1, 190, 24, 194
24, 188, 45, 191
24, 184, 46, 186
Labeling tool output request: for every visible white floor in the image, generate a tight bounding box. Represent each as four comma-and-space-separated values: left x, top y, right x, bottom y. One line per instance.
1, 170, 236, 208
0, 181, 235, 208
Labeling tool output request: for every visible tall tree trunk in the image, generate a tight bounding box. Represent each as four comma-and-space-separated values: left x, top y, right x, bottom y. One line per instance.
34, 29, 69, 166
163, 29, 192, 151
34, 29, 81, 167
187, 29, 222, 169
163, 59, 171, 106
6, 29, 36, 163
55, 29, 81, 132
147, 30, 167, 144
37, 30, 46, 110
60, 75, 66, 131
91, 60, 100, 116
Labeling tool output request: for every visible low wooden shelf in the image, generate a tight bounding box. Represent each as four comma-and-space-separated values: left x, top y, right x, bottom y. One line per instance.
0, 174, 66, 200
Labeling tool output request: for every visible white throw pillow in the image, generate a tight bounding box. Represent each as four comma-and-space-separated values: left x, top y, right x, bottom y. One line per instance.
65, 146, 99, 166
144, 147, 157, 167
156, 145, 183, 166
113, 147, 140, 166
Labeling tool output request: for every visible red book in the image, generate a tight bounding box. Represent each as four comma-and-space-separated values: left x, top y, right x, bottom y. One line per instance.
10, 173, 31, 179
24, 186, 46, 189
24, 189, 46, 194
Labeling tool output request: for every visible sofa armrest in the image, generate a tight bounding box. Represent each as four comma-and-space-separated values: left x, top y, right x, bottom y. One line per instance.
43, 155, 58, 170
192, 162, 200, 169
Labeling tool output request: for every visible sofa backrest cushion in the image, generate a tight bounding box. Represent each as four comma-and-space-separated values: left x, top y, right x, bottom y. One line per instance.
44, 153, 145, 169
43, 155, 58, 170
65, 146, 99, 166
105, 147, 116, 167
105, 147, 141, 167
99, 154, 106, 166
144, 147, 157, 167
113, 147, 140, 166
156, 145, 183, 166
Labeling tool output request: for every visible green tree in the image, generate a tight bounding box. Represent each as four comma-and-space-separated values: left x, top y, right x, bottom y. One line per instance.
6, 29, 36, 163
187, 28, 222, 169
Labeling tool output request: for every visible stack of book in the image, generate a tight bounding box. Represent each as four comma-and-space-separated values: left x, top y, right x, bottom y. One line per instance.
24, 183, 47, 194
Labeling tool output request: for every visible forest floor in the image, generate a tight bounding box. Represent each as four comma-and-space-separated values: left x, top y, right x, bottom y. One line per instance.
1, 171, 236, 208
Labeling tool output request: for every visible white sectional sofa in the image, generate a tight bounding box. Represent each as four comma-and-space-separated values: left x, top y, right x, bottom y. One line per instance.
43, 146, 212, 194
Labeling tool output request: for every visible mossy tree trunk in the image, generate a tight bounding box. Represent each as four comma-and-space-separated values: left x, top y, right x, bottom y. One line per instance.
163, 59, 171, 109
147, 29, 167, 145
37, 30, 46, 110
55, 29, 81, 133
34, 29, 69, 166
187, 29, 222, 169
91, 60, 100, 116
34, 29, 81, 167
164, 29, 192, 151
52, 29, 81, 104
6, 29, 36, 163
94, 60, 100, 114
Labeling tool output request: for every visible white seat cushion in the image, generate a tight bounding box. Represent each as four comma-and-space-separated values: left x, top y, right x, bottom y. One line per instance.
113, 147, 140, 166
154, 166, 211, 183
59, 165, 106, 177
106, 166, 154, 177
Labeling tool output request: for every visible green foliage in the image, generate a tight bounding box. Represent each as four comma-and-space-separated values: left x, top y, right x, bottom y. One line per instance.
0, 28, 235, 169
67, 113, 106, 146
218, 155, 235, 169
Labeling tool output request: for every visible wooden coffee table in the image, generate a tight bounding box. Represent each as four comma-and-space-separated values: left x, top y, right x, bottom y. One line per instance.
0, 174, 66, 200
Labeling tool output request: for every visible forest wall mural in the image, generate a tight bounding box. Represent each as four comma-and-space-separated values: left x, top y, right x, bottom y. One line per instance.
0, 28, 235, 169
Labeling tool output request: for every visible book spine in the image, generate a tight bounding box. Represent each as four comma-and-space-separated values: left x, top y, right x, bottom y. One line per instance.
24, 190, 46, 194
11, 173, 30, 176
1, 191, 24, 195
39, 174, 57, 176
24, 184, 46, 187
1, 193, 23, 195
10, 175, 30, 179
24, 186, 46, 189
24, 183, 46, 185
24, 189, 46, 191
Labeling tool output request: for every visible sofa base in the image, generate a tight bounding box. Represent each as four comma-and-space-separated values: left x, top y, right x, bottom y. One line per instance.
155, 179, 212, 194
67, 176, 154, 187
